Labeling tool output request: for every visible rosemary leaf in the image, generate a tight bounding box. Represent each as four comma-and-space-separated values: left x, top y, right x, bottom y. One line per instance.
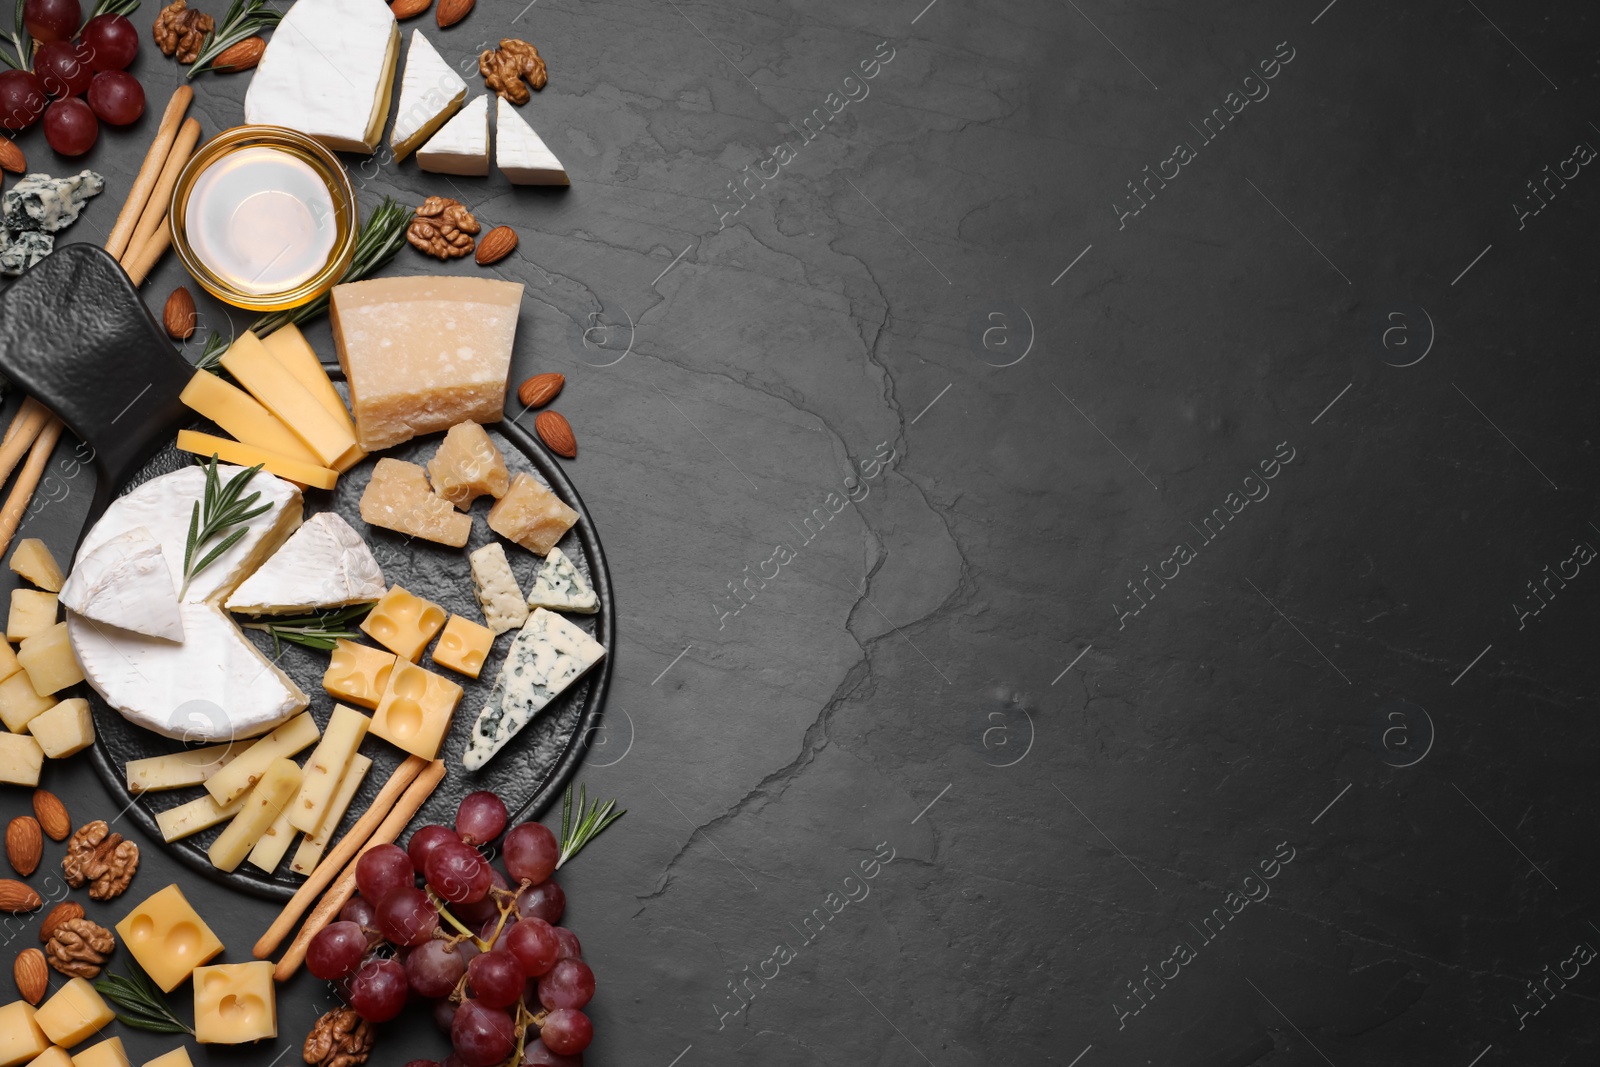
242, 603, 375, 653
94, 964, 194, 1035
194, 330, 232, 373
186, 0, 281, 77
179, 455, 266, 598
86, 0, 139, 19
252, 197, 411, 337
555, 783, 625, 869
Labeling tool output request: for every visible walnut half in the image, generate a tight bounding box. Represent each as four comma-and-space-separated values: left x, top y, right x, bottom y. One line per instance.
45, 917, 115, 979
479, 39, 547, 105
304, 1007, 375, 1067
62, 820, 139, 900
407, 197, 480, 260
153, 0, 215, 63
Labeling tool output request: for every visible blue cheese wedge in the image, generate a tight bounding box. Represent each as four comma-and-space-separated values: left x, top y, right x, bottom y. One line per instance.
0, 231, 51, 276
2, 170, 104, 233
469, 542, 527, 634
525, 547, 597, 614
463, 608, 604, 770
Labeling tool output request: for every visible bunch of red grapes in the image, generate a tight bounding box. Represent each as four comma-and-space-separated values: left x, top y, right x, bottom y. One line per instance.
0, 0, 143, 155
306, 792, 595, 1065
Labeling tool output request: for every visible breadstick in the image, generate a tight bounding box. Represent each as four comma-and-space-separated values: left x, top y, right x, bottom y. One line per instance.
105, 86, 193, 259
0, 401, 49, 489
124, 117, 201, 267
0, 417, 61, 559
123, 221, 173, 288
0, 397, 44, 454
273, 759, 446, 981
252, 755, 428, 960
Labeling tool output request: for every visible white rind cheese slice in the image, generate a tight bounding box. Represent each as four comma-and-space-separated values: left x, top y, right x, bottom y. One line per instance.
496, 96, 568, 185
227, 512, 385, 615
391, 30, 467, 160
470, 542, 527, 634
418, 95, 488, 176
525, 547, 597, 614
244, 0, 400, 153
464, 608, 603, 770
59, 527, 184, 641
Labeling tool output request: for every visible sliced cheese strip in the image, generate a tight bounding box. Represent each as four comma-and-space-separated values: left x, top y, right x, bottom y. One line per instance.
175, 430, 339, 491
525, 546, 597, 614
463, 608, 604, 770
126, 741, 251, 793
221, 332, 358, 466
227, 513, 385, 615
258, 324, 364, 471
289, 752, 370, 874
155, 793, 246, 842
59, 527, 184, 641
392, 29, 467, 160
418, 95, 488, 176
180, 371, 323, 466
496, 96, 568, 185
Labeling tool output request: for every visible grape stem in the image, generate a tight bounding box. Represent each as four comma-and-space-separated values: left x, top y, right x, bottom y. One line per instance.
427, 889, 491, 951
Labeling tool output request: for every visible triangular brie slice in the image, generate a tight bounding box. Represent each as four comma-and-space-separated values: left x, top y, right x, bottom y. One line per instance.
391, 30, 467, 160
59, 527, 184, 641
227, 512, 386, 615
525, 547, 597, 614
418, 95, 489, 176
496, 96, 568, 185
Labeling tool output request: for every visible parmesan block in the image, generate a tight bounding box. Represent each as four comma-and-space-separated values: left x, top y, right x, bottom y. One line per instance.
427, 422, 509, 509
487, 473, 578, 556
9, 539, 64, 591
359, 459, 472, 547
330, 275, 523, 451
126, 742, 249, 793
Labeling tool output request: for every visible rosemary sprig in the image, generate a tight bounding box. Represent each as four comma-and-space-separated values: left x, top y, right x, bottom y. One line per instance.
94, 963, 194, 1035
180, 455, 270, 598
186, 0, 281, 77
243, 602, 375, 652
252, 197, 410, 337
1, 0, 29, 70
193, 330, 231, 372
556, 783, 625, 869
86, 0, 139, 20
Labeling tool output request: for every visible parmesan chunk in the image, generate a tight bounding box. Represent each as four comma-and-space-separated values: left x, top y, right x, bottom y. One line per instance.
486, 473, 577, 556
360, 458, 472, 547
428, 422, 509, 510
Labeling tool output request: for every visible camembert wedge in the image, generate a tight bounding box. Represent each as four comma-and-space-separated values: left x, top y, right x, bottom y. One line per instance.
391, 30, 467, 160
227, 513, 385, 615
417, 95, 488, 176
496, 96, 568, 185
58, 527, 184, 641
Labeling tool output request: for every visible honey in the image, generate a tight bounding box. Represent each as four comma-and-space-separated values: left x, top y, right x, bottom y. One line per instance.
183, 146, 338, 295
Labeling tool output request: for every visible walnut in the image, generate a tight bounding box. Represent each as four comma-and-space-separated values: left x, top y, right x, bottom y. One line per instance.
44, 917, 115, 978
407, 197, 480, 260
62, 820, 139, 901
304, 1007, 375, 1067
479, 39, 547, 105
153, 0, 215, 64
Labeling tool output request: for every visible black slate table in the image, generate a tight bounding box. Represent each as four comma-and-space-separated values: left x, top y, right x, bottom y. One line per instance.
3, 0, 1599, 1064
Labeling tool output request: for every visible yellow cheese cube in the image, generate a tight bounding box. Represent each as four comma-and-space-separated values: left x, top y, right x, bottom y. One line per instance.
70, 1036, 128, 1067
174, 431, 339, 492
28, 1048, 72, 1067
209, 758, 302, 872
0, 732, 44, 785
358, 459, 471, 547
139, 1049, 193, 1067
179, 369, 323, 466
154, 793, 244, 843
370, 660, 461, 760
7, 590, 57, 642
432, 614, 494, 679
289, 703, 369, 835
486, 473, 578, 556
0, 1001, 50, 1067
220, 333, 356, 466
193, 962, 276, 1044
0, 672, 54, 733
360, 586, 446, 663
204, 711, 319, 804
322, 640, 397, 709
0, 640, 22, 684
427, 422, 509, 510
9, 540, 64, 592
27, 698, 93, 758
18, 623, 83, 695
114, 884, 224, 992
35, 978, 114, 1047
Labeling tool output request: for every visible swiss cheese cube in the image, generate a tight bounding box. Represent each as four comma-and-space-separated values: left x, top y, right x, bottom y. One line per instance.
192, 962, 276, 1044
29, 1047, 72, 1067
359, 459, 471, 547
69, 1036, 128, 1067
360, 586, 446, 662
0, 1001, 49, 1067
115, 884, 224, 992
139, 1048, 193, 1067
208, 757, 302, 872
7, 590, 57, 642
220, 332, 358, 467
0, 672, 54, 733
18, 623, 84, 695
330, 275, 523, 451
323, 640, 397, 709
432, 614, 494, 678
9, 540, 64, 592
370, 660, 461, 759
26, 698, 93, 758
0, 732, 43, 785
427, 422, 509, 509
35, 979, 113, 1047
487, 473, 578, 556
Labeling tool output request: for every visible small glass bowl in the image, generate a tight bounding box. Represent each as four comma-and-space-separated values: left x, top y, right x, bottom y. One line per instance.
170, 125, 358, 312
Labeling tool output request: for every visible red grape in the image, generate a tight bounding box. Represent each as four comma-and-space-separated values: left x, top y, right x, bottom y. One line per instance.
552, 927, 582, 961
405, 938, 465, 998
522, 1039, 583, 1067
452, 869, 508, 926
503, 823, 558, 885
80, 12, 138, 69
443, 1056, 464, 1067
0, 70, 48, 131
408, 824, 460, 873
340, 897, 377, 928
506, 918, 559, 978
467, 949, 524, 1009
515, 881, 564, 924
33, 40, 92, 98
538, 1010, 592, 1057
306, 921, 367, 980
349, 957, 408, 1022
375, 886, 437, 947
42, 96, 95, 155
426, 840, 492, 904
22, 0, 78, 43
432, 999, 458, 1033
456, 791, 508, 845
537, 958, 594, 1010
451, 1000, 515, 1067
86, 70, 142, 125
357, 843, 415, 903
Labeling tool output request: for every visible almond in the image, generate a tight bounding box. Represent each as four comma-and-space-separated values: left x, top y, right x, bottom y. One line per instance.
0, 880, 41, 913
535, 410, 576, 458
475, 225, 517, 266
0, 138, 23, 174
13, 949, 46, 1004
391, 0, 431, 18
39, 901, 83, 943
210, 35, 265, 71
163, 286, 196, 340
32, 791, 69, 842
5, 818, 40, 877
436, 0, 472, 27
517, 372, 563, 409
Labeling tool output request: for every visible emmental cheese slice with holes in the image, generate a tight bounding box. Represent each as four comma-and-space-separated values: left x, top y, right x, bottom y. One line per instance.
330, 276, 523, 451
391, 30, 466, 160
496, 96, 569, 185
226, 513, 385, 615
243, 0, 399, 153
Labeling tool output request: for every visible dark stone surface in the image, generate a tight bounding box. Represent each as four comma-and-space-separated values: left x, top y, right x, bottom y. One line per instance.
2, 0, 1599, 1064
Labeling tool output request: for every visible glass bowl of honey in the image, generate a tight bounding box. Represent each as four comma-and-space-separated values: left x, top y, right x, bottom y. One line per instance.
170, 125, 358, 311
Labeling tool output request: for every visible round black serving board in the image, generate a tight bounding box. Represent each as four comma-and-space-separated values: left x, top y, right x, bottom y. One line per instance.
86, 416, 614, 901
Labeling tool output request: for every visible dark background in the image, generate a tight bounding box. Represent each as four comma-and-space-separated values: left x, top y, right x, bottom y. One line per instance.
3, 0, 1599, 1064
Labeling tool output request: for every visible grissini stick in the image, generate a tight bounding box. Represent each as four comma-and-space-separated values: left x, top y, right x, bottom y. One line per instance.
123, 220, 174, 288
252, 755, 428, 960
0, 397, 42, 450
124, 117, 201, 266
0, 416, 62, 559
0, 399, 45, 471
104, 85, 193, 259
